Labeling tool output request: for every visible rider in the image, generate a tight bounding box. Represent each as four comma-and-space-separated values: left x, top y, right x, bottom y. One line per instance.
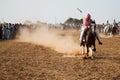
113, 19, 118, 28
79, 13, 102, 46
106, 20, 110, 26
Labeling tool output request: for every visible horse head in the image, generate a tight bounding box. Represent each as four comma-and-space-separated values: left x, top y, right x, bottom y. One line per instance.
91, 20, 96, 33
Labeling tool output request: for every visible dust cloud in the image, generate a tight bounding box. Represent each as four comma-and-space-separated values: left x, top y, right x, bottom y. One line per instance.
17, 26, 81, 54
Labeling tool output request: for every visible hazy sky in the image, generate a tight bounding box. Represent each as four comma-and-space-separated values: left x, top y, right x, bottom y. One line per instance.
0, 0, 120, 24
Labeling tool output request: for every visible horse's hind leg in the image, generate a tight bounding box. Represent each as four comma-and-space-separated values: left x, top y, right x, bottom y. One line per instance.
81, 46, 84, 55
89, 47, 93, 57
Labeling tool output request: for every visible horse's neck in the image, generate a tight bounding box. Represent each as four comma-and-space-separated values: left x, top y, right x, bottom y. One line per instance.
91, 24, 96, 32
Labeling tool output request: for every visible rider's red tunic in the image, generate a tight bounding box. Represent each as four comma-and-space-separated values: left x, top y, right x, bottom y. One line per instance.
82, 17, 91, 28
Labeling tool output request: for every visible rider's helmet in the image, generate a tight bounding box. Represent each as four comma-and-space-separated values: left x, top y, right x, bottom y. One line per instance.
85, 13, 91, 19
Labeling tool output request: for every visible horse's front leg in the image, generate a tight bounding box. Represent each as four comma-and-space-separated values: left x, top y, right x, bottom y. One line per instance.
83, 45, 89, 59
92, 43, 96, 52
86, 45, 89, 56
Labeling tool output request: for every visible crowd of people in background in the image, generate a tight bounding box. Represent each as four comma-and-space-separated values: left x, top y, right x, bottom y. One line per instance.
0, 23, 22, 40
97, 19, 120, 36
0, 19, 119, 41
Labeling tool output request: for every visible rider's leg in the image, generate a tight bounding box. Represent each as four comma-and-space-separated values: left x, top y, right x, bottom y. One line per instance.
79, 31, 84, 46
95, 31, 102, 45
80, 26, 87, 46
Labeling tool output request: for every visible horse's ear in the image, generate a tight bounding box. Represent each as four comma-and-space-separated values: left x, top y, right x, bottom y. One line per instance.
93, 20, 96, 24
91, 20, 95, 24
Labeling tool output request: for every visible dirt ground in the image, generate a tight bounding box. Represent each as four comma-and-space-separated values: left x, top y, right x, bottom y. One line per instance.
0, 30, 120, 80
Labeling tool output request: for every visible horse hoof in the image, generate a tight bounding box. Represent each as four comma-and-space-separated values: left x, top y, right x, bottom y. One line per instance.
92, 48, 96, 52
90, 56, 94, 59
83, 57, 88, 59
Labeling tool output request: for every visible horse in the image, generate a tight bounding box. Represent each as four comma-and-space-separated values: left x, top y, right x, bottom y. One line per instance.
81, 21, 96, 59
112, 23, 120, 36
103, 24, 112, 36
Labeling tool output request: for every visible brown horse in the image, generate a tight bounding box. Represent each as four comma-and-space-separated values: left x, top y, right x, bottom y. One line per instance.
112, 24, 119, 36
81, 21, 96, 59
